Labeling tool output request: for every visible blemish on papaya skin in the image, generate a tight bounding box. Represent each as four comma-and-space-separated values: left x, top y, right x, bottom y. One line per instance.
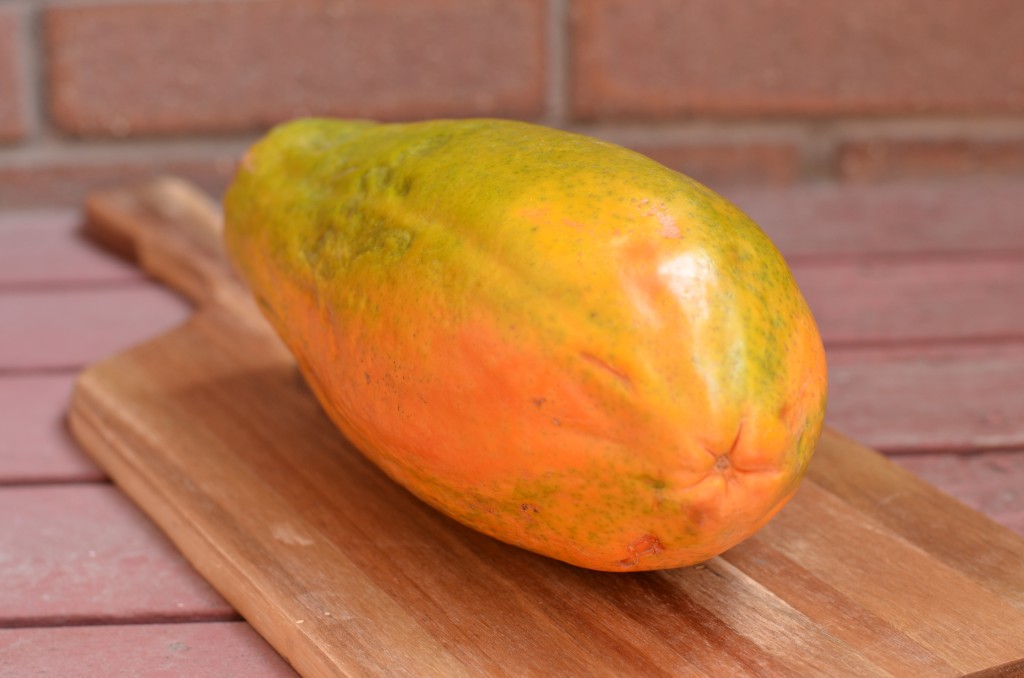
727, 418, 745, 456
579, 351, 633, 389
641, 201, 682, 239
396, 175, 413, 196
639, 474, 668, 509
618, 534, 664, 568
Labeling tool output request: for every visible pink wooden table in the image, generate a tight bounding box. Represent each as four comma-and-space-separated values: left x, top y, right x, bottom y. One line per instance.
2, 180, 1023, 675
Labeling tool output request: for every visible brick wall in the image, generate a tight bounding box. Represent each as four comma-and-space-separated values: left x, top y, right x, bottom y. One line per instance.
2, 0, 1024, 207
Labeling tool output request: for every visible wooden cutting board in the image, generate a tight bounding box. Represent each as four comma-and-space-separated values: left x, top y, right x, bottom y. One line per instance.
68, 179, 1024, 677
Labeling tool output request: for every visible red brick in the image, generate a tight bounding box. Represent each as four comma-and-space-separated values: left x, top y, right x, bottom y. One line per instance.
839, 139, 1024, 182
46, 0, 547, 138
0, 154, 236, 208
571, 0, 1024, 120
0, 8, 25, 141
635, 143, 800, 187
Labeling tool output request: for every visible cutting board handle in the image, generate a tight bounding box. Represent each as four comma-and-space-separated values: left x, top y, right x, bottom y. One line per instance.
84, 177, 239, 307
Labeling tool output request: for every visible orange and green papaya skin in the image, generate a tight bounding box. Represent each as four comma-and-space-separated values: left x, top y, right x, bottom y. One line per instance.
224, 118, 827, 572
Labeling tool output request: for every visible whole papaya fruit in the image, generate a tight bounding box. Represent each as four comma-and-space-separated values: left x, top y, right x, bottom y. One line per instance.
224, 118, 827, 571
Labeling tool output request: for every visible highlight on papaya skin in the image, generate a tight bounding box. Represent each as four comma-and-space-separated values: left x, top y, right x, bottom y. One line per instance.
224, 117, 827, 572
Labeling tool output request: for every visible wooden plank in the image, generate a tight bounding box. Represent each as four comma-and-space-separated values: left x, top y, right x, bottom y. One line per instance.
719, 537, 959, 676
0, 374, 104, 483
794, 256, 1024, 346
0, 210, 141, 287
806, 430, 1024, 612
69, 307, 1024, 676
64, 179, 1024, 676
0, 484, 234, 626
0, 285, 190, 371
731, 179, 1024, 258
0, 622, 296, 677
827, 343, 1024, 452
964, 659, 1024, 678
750, 481, 1023, 670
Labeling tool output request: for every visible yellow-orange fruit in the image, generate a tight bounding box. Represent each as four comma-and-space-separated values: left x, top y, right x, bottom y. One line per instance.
224, 118, 827, 571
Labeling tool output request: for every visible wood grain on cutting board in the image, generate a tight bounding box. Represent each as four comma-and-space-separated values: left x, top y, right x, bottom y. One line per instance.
67, 180, 1024, 677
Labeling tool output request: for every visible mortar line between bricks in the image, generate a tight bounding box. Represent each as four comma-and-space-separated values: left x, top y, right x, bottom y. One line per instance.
875, 443, 1024, 456
564, 117, 1024, 147
24, 0, 53, 144
4, 117, 1024, 164
544, 0, 569, 126
3, 0, 225, 7
786, 249, 1024, 267
0, 277, 150, 293
0, 611, 244, 631
0, 135, 258, 165
0, 364, 91, 376
0, 477, 111, 488
796, 120, 840, 182
823, 334, 1024, 352
0, 278, 167, 295
10, 0, 38, 142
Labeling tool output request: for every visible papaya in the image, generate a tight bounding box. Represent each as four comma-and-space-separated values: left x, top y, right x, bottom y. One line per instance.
224, 118, 827, 572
